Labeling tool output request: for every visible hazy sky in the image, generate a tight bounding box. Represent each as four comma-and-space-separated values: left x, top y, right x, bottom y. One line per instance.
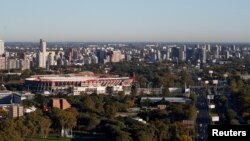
0, 0, 250, 42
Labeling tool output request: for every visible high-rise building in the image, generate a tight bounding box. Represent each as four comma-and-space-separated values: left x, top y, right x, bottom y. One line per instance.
215, 45, 220, 59
202, 47, 206, 63
91, 55, 98, 64
233, 45, 236, 51
172, 47, 179, 60
39, 39, 47, 68
8, 58, 18, 70
178, 47, 186, 62
166, 48, 171, 60
226, 50, 230, 59
0, 57, 6, 70
111, 50, 123, 63
21, 59, 30, 70
70, 48, 80, 60
0, 40, 4, 55
40, 39, 46, 53
236, 52, 241, 58
96, 49, 106, 63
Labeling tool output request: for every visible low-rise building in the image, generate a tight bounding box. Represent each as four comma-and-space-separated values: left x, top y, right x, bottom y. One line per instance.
52, 98, 71, 110
8, 104, 23, 118
140, 97, 191, 104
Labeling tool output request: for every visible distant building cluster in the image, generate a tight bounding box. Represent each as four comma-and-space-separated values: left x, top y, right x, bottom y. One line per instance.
35, 42, 250, 69
0, 40, 31, 70
1, 39, 250, 71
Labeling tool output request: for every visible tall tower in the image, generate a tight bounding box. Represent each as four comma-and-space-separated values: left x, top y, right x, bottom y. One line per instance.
39, 39, 47, 68
178, 47, 186, 62
215, 45, 220, 59
0, 40, 4, 55
40, 39, 46, 53
202, 47, 206, 63
226, 50, 230, 59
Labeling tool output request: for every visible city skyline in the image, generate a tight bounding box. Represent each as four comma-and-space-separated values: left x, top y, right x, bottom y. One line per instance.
0, 0, 250, 42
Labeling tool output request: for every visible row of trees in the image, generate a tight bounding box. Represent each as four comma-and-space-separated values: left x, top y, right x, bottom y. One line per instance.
215, 96, 240, 125
0, 93, 196, 141
95, 117, 192, 141
230, 78, 250, 124
66, 94, 194, 141
0, 110, 51, 141
0, 107, 78, 141
109, 62, 194, 88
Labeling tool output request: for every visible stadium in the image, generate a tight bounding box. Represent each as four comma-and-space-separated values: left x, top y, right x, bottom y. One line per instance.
25, 73, 133, 95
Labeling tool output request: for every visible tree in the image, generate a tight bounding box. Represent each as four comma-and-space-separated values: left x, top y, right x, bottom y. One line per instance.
179, 71, 194, 86
189, 93, 197, 106
162, 87, 170, 96
230, 80, 238, 92
124, 96, 135, 108
133, 129, 156, 141
39, 116, 51, 138
15, 117, 30, 138
78, 114, 100, 131
187, 106, 197, 120
152, 120, 169, 141
101, 124, 132, 141
82, 96, 95, 110
115, 131, 133, 141
179, 135, 192, 141
33, 95, 47, 107
227, 109, 237, 121
130, 123, 156, 141
104, 104, 118, 118
137, 75, 148, 88
0, 119, 23, 141
20, 110, 51, 139
169, 123, 179, 141
219, 96, 228, 106
0, 108, 7, 118
21, 69, 32, 78
169, 122, 191, 141
150, 110, 169, 120
230, 119, 240, 125
52, 108, 78, 137
141, 98, 152, 107
25, 111, 40, 138
247, 120, 250, 125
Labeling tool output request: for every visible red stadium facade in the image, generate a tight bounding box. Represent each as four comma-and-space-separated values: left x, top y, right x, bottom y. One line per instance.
25, 74, 133, 95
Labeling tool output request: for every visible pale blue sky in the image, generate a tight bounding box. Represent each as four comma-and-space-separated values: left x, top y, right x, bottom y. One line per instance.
0, 0, 250, 42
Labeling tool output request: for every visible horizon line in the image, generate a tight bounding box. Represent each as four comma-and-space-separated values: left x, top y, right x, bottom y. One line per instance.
3, 40, 250, 44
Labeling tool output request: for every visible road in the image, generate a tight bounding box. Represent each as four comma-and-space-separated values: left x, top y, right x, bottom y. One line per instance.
194, 88, 210, 141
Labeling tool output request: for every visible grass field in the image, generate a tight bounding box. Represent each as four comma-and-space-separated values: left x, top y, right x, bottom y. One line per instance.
25, 136, 71, 141
25, 135, 104, 141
